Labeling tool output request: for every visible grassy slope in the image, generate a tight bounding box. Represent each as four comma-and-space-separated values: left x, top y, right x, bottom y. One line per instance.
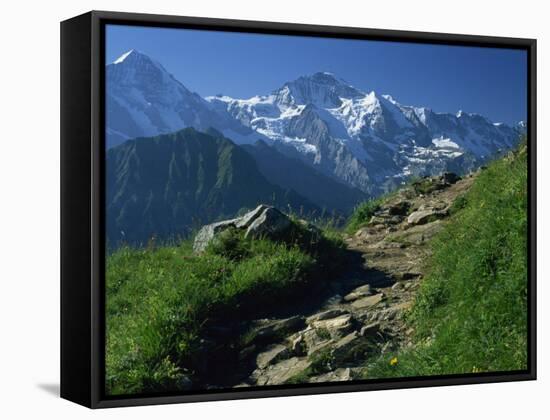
364, 143, 528, 378
106, 223, 345, 395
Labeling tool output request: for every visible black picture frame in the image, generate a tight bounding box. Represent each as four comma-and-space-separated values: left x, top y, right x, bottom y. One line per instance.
60, 10, 537, 409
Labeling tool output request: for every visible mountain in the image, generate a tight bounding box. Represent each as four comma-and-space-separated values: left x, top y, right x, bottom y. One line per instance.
208, 72, 524, 194
106, 50, 263, 148
242, 140, 367, 214
106, 50, 524, 195
106, 128, 319, 245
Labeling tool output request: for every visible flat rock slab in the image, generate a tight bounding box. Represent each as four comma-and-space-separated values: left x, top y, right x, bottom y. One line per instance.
253, 357, 311, 386
343, 284, 373, 302
311, 314, 354, 337
256, 344, 290, 369
351, 293, 384, 309
306, 308, 347, 324
249, 316, 306, 345
360, 322, 381, 337
331, 331, 364, 363
309, 368, 353, 383
407, 209, 447, 226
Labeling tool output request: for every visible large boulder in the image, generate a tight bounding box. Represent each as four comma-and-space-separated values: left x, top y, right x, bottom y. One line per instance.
245, 206, 292, 239
193, 204, 292, 253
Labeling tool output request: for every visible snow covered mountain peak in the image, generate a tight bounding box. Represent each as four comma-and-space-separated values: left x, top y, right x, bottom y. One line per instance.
109, 49, 164, 70
273, 72, 364, 108
106, 50, 262, 148
113, 49, 136, 64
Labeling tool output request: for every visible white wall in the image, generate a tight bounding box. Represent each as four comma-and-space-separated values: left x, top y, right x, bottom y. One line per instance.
0, 0, 547, 418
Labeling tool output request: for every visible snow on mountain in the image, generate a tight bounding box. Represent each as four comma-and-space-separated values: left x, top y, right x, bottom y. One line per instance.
106, 50, 262, 148
208, 71, 522, 192
106, 51, 524, 195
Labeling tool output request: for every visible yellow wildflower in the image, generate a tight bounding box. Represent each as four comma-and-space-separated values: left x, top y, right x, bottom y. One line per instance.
390, 357, 398, 366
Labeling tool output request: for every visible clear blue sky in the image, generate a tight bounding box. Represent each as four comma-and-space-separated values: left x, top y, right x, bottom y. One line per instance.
106, 24, 527, 125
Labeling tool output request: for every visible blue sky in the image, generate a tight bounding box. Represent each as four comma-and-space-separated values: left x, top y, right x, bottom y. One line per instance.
106, 24, 527, 125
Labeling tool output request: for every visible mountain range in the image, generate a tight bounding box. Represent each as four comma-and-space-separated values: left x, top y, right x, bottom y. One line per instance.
105, 49, 524, 244
107, 50, 524, 194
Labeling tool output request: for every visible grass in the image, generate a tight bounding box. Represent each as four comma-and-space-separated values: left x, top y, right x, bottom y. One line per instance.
106, 218, 346, 395
363, 141, 528, 378
345, 182, 412, 234
345, 197, 384, 233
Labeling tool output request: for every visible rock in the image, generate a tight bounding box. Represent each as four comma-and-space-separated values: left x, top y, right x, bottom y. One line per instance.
252, 357, 312, 386
234, 204, 269, 228
193, 204, 293, 252
309, 368, 352, 383
354, 227, 371, 240
400, 272, 421, 280
391, 282, 404, 291
343, 284, 373, 302
311, 314, 354, 338
256, 344, 290, 369
248, 316, 306, 345
303, 328, 333, 355
440, 172, 461, 185
387, 201, 411, 216
360, 323, 381, 337
331, 332, 365, 363
192, 218, 240, 253
390, 220, 443, 244
306, 308, 347, 324
290, 333, 307, 356
369, 215, 402, 226
245, 207, 292, 239
407, 208, 447, 225
371, 240, 405, 250
351, 293, 384, 309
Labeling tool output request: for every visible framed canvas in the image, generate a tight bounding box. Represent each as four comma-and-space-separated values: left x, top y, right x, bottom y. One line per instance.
60, 10, 536, 408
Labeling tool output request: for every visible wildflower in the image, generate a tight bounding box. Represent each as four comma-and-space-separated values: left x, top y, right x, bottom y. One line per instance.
390, 357, 398, 366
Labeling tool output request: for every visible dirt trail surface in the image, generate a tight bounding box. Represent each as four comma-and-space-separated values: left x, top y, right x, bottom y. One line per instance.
204, 174, 476, 388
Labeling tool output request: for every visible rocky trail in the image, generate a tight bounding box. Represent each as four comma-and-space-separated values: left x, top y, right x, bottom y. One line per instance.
196, 173, 476, 388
